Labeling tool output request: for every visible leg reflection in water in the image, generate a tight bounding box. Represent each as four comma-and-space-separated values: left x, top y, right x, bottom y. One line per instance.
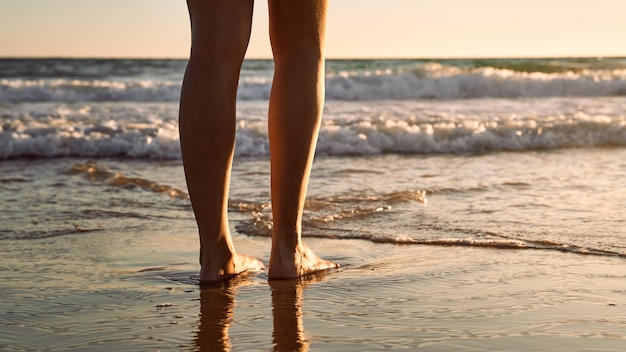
270, 273, 327, 352
194, 274, 326, 351
194, 280, 240, 351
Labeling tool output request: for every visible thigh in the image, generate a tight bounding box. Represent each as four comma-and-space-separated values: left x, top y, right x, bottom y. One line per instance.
187, 0, 255, 59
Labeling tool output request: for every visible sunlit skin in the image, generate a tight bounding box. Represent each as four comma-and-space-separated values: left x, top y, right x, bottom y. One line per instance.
179, 0, 338, 282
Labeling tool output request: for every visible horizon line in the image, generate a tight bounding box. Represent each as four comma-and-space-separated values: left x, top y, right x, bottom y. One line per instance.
1, 55, 625, 60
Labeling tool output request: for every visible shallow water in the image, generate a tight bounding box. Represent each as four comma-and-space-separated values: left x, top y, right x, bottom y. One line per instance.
2, 150, 626, 350
2, 230, 625, 351
2, 148, 625, 255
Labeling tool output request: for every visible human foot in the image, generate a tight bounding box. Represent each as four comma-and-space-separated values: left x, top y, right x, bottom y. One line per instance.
199, 252, 264, 283
268, 242, 339, 279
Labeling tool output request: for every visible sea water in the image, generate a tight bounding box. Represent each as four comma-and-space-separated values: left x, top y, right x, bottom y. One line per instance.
1, 58, 625, 255
2, 58, 626, 351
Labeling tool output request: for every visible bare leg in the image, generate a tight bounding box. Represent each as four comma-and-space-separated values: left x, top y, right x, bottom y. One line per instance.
267, 0, 338, 279
180, 0, 263, 282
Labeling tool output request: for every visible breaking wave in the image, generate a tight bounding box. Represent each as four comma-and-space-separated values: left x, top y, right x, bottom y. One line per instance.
2, 112, 625, 159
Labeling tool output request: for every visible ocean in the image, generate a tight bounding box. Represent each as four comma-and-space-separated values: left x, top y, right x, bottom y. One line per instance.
1, 58, 626, 351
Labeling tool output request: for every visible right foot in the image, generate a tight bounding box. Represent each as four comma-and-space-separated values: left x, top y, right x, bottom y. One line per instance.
199, 252, 264, 283
268, 242, 339, 279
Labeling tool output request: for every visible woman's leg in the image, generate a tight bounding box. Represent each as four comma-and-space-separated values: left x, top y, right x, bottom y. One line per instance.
267, 0, 338, 279
180, 0, 263, 282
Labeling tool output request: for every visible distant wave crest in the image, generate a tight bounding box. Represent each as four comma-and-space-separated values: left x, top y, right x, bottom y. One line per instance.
3, 66, 626, 103
326, 65, 626, 100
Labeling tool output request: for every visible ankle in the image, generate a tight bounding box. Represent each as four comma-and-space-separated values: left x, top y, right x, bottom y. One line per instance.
199, 235, 236, 265
271, 229, 301, 250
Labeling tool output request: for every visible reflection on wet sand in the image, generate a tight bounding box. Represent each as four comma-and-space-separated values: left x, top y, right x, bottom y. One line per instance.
194, 280, 238, 351
270, 277, 309, 352
194, 273, 327, 351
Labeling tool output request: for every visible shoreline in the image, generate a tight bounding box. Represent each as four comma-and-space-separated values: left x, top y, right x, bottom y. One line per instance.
2, 229, 625, 351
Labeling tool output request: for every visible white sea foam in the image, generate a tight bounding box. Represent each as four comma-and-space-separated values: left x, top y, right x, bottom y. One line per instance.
2, 107, 625, 159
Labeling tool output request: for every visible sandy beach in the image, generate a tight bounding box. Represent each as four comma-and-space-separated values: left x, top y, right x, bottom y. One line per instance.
2, 225, 625, 351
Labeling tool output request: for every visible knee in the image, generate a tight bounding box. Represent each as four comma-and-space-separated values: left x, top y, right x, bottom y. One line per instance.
268, 0, 327, 67
270, 26, 324, 69
188, 24, 251, 70
189, 35, 247, 69
272, 44, 324, 71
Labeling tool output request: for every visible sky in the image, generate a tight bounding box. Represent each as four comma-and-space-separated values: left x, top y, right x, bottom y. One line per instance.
1, 0, 625, 59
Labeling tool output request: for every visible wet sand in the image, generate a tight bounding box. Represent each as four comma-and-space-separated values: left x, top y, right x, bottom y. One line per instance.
1, 227, 625, 351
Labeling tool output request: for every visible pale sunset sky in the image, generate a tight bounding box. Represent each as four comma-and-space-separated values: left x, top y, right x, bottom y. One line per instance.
1, 0, 624, 59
